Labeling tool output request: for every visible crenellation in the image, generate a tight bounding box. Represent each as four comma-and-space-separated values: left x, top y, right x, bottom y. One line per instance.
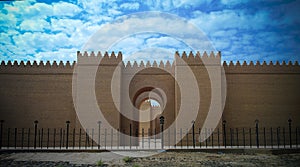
97, 51, 102, 58
13, 60, 18, 66
188, 51, 194, 58
7, 61, 12, 66
216, 51, 221, 59
242, 61, 247, 66
52, 61, 58, 67
90, 51, 95, 57
83, 51, 88, 57
146, 61, 151, 67
19, 61, 25, 67
181, 51, 188, 60
65, 61, 71, 68
175, 51, 221, 65
77, 51, 122, 65
282, 60, 286, 66
125, 61, 131, 68
1, 51, 299, 74
255, 61, 260, 66
195, 51, 201, 61
159, 60, 164, 68
140, 61, 145, 68
249, 61, 254, 66
45, 61, 51, 67
209, 51, 215, 58
58, 61, 64, 68
165, 60, 171, 70
133, 61, 138, 68
202, 51, 208, 58
103, 51, 109, 58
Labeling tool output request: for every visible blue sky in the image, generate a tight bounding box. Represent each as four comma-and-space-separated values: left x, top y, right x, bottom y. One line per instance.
0, 0, 300, 63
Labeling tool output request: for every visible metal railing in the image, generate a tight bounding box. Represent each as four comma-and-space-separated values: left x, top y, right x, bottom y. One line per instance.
0, 119, 298, 150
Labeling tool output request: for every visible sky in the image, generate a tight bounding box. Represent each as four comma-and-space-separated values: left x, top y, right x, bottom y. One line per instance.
0, 0, 300, 63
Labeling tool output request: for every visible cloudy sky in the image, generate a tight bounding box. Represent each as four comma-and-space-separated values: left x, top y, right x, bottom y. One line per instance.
1, 0, 300, 63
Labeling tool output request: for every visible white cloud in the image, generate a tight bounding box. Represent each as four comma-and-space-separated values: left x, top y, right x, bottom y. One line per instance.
146, 36, 189, 49
35, 48, 77, 62
20, 19, 50, 31
53, 2, 82, 16
50, 18, 84, 35
12, 32, 71, 52
120, 2, 140, 10
0, 13, 17, 29
190, 10, 271, 33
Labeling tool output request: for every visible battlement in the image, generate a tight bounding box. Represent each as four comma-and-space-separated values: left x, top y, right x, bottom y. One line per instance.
175, 51, 221, 66
0, 60, 75, 68
0, 51, 299, 74
77, 51, 122, 65
0, 60, 75, 74
223, 60, 300, 74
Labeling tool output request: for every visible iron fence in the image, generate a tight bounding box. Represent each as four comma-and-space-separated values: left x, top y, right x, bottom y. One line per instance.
0, 120, 299, 150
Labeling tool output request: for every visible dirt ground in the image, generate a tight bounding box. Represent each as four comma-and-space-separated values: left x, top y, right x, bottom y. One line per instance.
0, 151, 300, 166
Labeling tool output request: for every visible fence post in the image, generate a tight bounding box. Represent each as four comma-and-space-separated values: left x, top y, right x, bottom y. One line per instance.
263, 127, 266, 148
66, 121, 70, 149
270, 127, 273, 148
14, 128, 17, 149
53, 128, 56, 149
72, 128, 75, 149
296, 127, 298, 148
7, 128, 10, 148
230, 128, 233, 148
34, 120, 38, 149
41, 128, 43, 149
236, 128, 239, 148
47, 128, 49, 149
222, 120, 227, 148
288, 118, 292, 148
21, 128, 24, 149
111, 128, 113, 149
243, 128, 245, 148
277, 127, 280, 148
98, 121, 101, 149
79, 128, 81, 149
135, 128, 138, 149
180, 128, 182, 148
92, 129, 94, 149
160, 116, 165, 149
283, 127, 286, 148
217, 128, 220, 148
104, 129, 107, 149
255, 119, 259, 148
249, 128, 252, 148
129, 124, 132, 149
142, 128, 144, 149
192, 120, 195, 148
0, 120, 3, 149
60, 128, 62, 149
